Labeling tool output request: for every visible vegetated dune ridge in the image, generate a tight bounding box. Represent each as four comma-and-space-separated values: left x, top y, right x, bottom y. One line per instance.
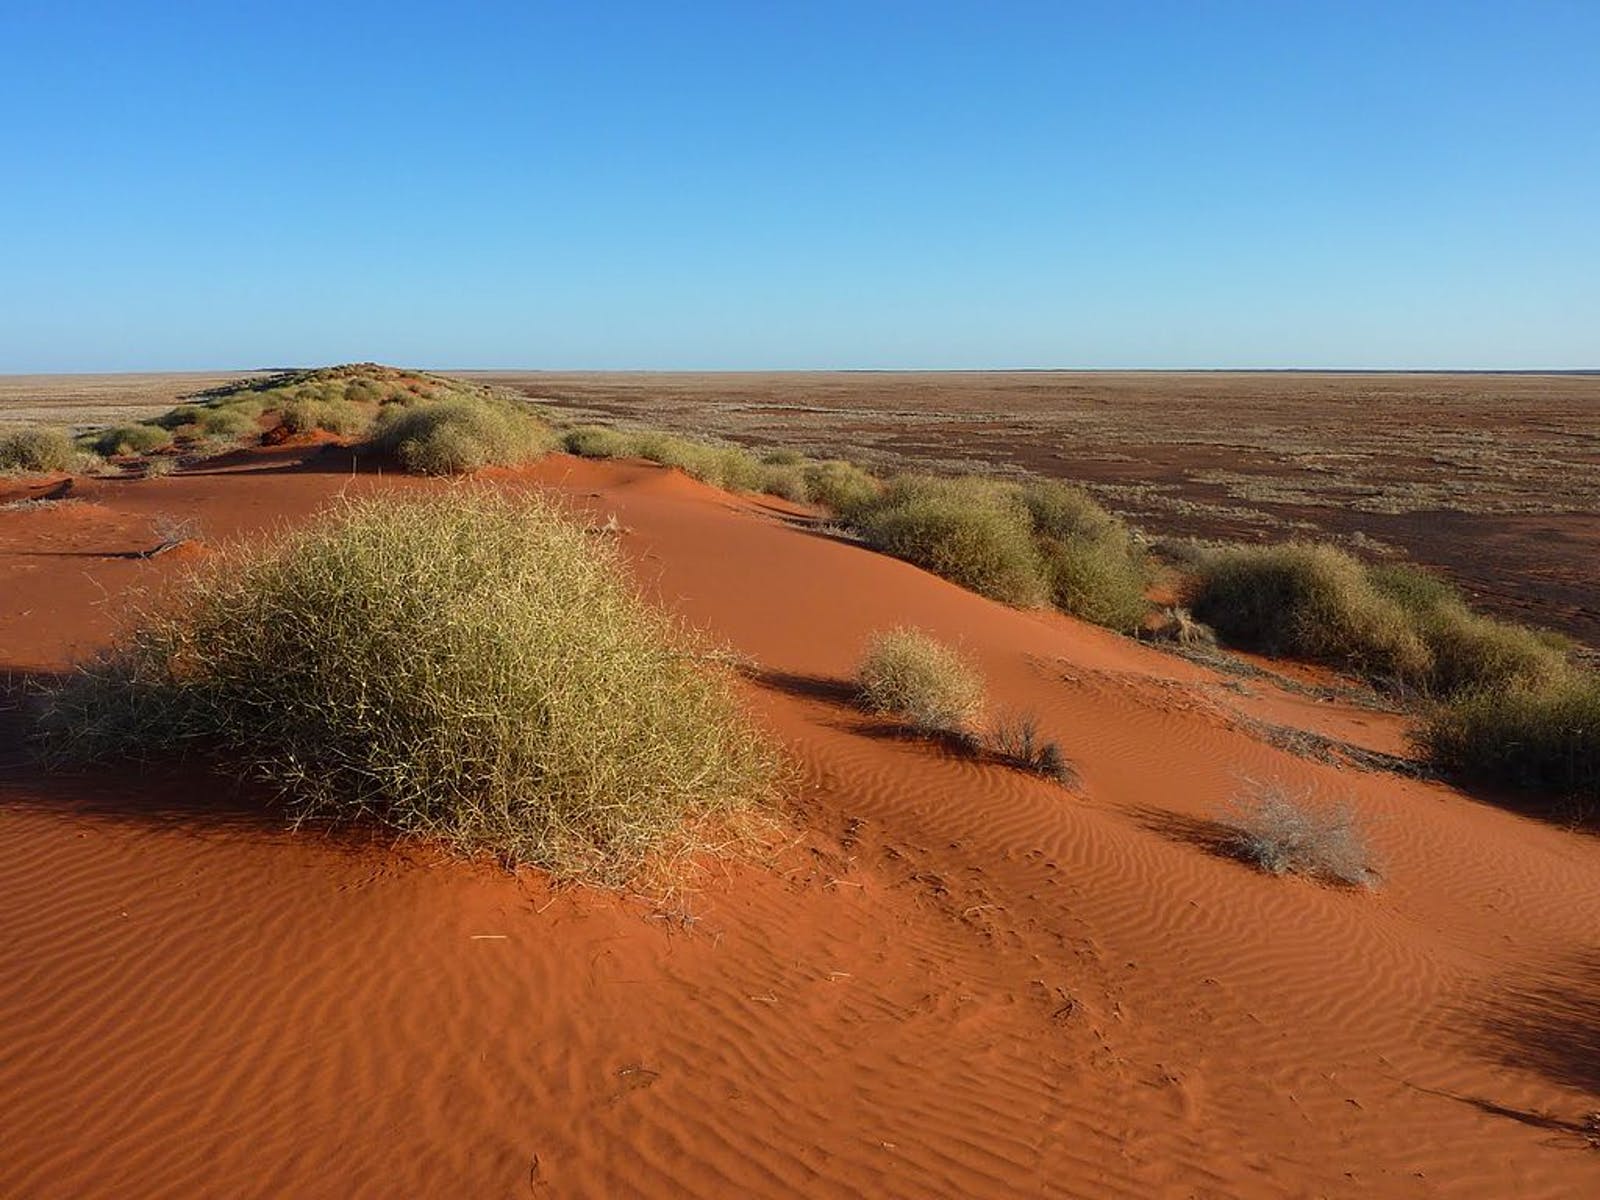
476, 369, 1600, 652
1, 445, 1596, 1199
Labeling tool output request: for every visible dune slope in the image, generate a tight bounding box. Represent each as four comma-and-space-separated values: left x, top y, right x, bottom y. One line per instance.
1, 447, 1597, 1198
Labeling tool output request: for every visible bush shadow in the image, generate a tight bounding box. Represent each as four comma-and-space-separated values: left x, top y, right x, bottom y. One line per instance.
1457, 948, 1600, 1097
0, 668, 316, 840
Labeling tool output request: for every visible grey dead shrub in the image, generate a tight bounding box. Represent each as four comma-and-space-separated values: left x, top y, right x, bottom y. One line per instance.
1222, 782, 1377, 886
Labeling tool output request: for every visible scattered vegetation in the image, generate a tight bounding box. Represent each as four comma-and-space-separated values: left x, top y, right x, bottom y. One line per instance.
856, 627, 986, 738
1221, 782, 1377, 886
0, 426, 84, 474
40, 492, 778, 882
1187, 542, 1568, 698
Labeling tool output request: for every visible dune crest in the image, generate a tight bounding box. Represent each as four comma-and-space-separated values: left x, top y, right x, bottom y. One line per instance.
2, 446, 1597, 1198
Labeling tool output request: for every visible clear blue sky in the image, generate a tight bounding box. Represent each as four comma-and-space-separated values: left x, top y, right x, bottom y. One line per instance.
2, 1, 1595, 371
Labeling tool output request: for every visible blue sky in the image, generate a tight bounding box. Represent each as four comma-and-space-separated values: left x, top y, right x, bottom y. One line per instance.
1, 1, 1595, 371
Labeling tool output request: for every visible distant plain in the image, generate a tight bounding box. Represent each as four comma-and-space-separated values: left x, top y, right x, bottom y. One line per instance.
4, 369, 1596, 648
478, 370, 1600, 651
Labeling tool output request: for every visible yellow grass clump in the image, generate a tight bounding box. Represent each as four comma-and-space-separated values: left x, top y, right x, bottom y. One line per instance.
40, 491, 780, 882
857, 627, 986, 737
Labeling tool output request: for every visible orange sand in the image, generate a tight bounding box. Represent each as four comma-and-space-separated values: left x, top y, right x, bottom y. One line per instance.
1, 446, 1596, 1198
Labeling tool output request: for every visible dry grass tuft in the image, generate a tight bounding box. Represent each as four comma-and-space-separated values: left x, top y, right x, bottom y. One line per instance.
1191, 544, 1569, 699
1222, 782, 1377, 886
563, 425, 636, 459
803, 459, 882, 516
39, 491, 780, 882
850, 475, 1050, 607
857, 627, 986, 737
193, 405, 260, 442
986, 710, 1074, 784
1190, 542, 1433, 684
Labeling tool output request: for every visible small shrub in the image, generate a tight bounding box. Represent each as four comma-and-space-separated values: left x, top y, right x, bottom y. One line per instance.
91, 423, 173, 457
632, 433, 764, 491
803, 459, 881, 517
1370, 564, 1568, 696
1020, 479, 1123, 545
40, 492, 777, 881
195, 405, 260, 441
366, 398, 553, 474
761, 449, 805, 467
857, 627, 986, 736
154, 404, 204, 431
279, 396, 369, 437
1420, 674, 1600, 802
1148, 605, 1217, 648
142, 456, 179, 479
715, 446, 765, 492
1038, 534, 1149, 632
563, 425, 636, 459
1189, 542, 1430, 684
758, 463, 811, 502
0, 426, 80, 474
1222, 782, 1377, 886
635, 432, 714, 476
987, 710, 1073, 783
1019, 479, 1150, 630
851, 475, 1049, 607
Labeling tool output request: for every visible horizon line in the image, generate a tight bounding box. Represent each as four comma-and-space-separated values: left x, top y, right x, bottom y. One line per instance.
4, 365, 1598, 378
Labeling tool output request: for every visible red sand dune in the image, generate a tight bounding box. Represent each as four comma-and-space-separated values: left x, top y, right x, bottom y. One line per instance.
2, 447, 1597, 1198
